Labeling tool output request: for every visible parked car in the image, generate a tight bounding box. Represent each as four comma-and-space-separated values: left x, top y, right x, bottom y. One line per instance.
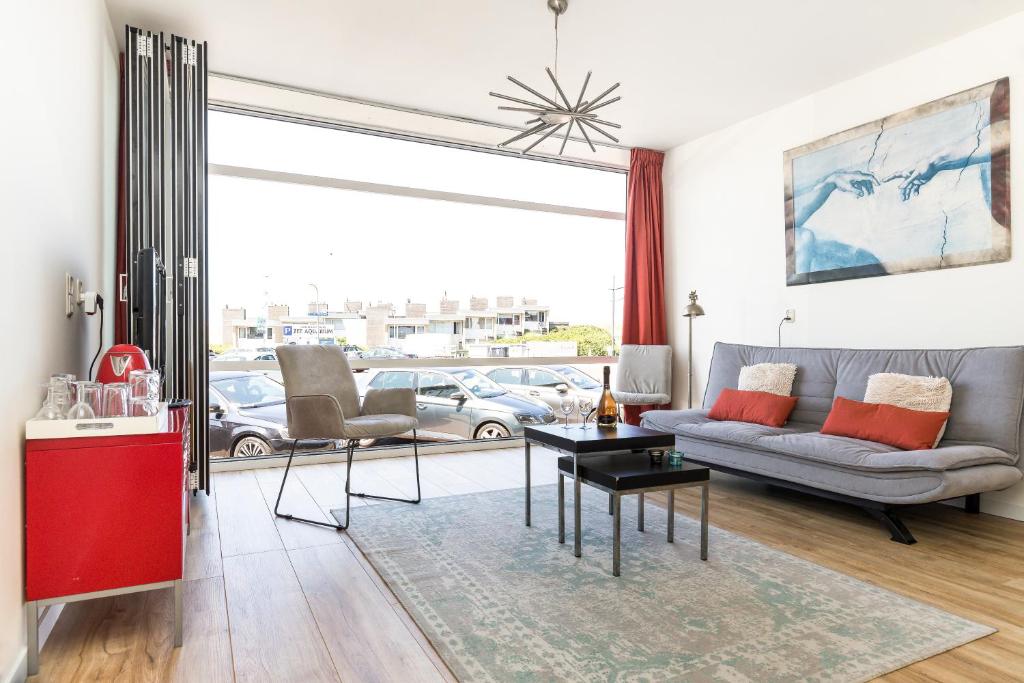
485, 365, 603, 414
364, 367, 555, 442
362, 346, 417, 360
214, 350, 277, 362
208, 371, 327, 457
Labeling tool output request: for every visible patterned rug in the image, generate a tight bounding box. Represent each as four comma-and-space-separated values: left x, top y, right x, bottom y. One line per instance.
336, 485, 992, 682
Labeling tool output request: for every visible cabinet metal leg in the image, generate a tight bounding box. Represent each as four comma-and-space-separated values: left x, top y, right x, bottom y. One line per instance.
573, 456, 582, 558
558, 473, 565, 544
26, 601, 39, 676
172, 580, 183, 647
612, 494, 621, 577
637, 492, 645, 532
667, 489, 675, 543
700, 483, 709, 561
524, 441, 531, 527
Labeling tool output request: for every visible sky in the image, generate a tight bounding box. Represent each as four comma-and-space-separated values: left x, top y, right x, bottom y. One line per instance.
207, 112, 627, 344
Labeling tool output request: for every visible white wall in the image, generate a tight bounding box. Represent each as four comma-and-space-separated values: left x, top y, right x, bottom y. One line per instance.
664, 12, 1024, 520
0, 1, 119, 680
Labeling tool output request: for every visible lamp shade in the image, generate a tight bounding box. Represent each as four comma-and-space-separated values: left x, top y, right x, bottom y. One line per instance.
682, 290, 705, 318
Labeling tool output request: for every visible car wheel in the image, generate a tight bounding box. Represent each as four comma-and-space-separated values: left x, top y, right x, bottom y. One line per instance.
232, 435, 273, 458
475, 422, 511, 439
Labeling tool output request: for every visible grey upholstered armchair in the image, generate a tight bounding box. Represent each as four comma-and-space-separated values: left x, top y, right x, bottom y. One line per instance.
273, 345, 420, 530
612, 345, 672, 409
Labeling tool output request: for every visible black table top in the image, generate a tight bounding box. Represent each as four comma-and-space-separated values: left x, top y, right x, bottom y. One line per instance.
557, 453, 709, 491
524, 424, 675, 454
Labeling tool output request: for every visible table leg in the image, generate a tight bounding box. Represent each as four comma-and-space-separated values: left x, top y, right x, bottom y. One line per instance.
700, 482, 709, 561
558, 473, 565, 544
573, 455, 582, 558
608, 492, 613, 515
612, 494, 621, 577
667, 489, 675, 543
26, 601, 39, 676
637, 492, 645, 532
524, 441, 531, 527
173, 579, 184, 647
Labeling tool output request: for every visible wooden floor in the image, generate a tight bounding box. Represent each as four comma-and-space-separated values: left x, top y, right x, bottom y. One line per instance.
30, 446, 1024, 682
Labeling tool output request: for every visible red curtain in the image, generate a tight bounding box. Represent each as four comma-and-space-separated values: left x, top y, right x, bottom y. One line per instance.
621, 148, 668, 425
114, 54, 129, 344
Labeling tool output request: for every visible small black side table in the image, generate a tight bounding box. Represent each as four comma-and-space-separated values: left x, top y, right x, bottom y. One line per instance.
524, 424, 676, 558
557, 453, 709, 576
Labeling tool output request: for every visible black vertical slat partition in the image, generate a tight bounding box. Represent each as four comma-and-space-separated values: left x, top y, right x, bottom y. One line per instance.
123, 26, 209, 492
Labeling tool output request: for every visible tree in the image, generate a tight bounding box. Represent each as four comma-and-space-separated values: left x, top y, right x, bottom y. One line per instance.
494, 325, 613, 356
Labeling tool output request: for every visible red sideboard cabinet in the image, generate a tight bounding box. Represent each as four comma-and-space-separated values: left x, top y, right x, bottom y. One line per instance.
24, 411, 188, 675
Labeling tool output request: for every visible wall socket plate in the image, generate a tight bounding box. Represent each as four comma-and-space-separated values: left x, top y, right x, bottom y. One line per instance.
64, 273, 76, 317
785, 308, 796, 322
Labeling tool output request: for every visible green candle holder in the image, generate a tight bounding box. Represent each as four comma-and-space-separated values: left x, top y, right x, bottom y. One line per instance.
667, 450, 684, 466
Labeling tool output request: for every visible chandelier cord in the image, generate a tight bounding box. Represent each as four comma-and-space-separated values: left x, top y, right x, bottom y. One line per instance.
553, 12, 559, 84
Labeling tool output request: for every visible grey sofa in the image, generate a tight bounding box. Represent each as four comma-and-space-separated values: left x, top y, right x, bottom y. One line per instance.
641, 342, 1024, 543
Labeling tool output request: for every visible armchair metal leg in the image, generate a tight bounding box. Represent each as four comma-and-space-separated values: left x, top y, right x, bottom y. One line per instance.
275, 439, 349, 530
349, 430, 422, 504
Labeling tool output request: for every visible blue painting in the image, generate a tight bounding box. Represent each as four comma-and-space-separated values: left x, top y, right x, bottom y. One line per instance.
784, 78, 1010, 285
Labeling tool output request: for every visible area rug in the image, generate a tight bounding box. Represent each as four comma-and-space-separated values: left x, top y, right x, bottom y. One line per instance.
335, 485, 992, 682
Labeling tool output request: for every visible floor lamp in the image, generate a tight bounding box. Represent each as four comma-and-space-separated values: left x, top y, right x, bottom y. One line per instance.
682, 291, 705, 409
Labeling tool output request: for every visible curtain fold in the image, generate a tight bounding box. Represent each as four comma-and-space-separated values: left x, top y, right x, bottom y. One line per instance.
621, 148, 668, 425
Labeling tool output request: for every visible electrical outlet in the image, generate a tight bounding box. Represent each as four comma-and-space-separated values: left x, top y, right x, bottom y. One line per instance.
785, 308, 796, 323
64, 273, 76, 317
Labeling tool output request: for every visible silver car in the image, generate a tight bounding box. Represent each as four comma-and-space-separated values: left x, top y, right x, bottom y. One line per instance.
366, 367, 556, 441
485, 365, 604, 414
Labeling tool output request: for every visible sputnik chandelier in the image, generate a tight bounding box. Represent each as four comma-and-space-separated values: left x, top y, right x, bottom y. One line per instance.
490, 0, 621, 155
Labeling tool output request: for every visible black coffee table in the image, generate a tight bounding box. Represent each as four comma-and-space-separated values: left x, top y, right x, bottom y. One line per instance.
525, 424, 691, 563
556, 453, 709, 575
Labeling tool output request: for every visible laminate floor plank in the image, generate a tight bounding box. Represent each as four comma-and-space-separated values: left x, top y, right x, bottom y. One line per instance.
254, 468, 344, 550
30, 577, 233, 683
214, 470, 283, 557
289, 543, 447, 682
184, 487, 223, 581
222, 550, 340, 683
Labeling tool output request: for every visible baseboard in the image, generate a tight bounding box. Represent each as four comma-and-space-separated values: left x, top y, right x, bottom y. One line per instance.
979, 497, 1024, 521
1, 646, 27, 683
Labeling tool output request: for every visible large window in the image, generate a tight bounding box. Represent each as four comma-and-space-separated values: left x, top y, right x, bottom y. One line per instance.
207, 109, 626, 458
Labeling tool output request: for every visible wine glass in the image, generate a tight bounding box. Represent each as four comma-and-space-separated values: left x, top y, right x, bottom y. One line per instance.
67, 382, 102, 420
578, 397, 594, 429
34, 385, 64, 420
559, 396, 576, 429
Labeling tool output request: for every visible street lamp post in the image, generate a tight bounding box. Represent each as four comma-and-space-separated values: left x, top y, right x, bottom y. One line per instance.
609, 275, 624, 356
309, 283, 323, 344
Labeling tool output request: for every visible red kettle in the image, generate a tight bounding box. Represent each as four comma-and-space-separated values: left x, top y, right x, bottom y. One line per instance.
96, 344, 151, 384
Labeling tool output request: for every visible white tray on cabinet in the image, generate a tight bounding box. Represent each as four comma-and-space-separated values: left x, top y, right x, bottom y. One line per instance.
26, 403, 169, 439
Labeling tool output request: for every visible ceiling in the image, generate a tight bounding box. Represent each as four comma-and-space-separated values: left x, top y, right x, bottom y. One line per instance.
105, 0, 1022, 151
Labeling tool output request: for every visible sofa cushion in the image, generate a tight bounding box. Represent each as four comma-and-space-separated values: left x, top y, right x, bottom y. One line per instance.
764, 432, 1014, 472
708, 389, 798, 427
820, 396, 949, 451
641, 409, 818, 446
641, 408, 1015, 473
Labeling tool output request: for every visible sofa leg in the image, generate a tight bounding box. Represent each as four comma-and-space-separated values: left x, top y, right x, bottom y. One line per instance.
964, 493, 981, 514
865, 507, 917, 545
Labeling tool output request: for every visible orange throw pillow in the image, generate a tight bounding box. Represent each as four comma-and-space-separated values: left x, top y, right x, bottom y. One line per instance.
708, 388, 799, 427
821, 396, 950, 451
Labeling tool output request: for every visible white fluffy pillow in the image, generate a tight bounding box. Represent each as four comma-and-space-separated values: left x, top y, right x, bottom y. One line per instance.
864, 372, 953, 447
738, 363, 797, 396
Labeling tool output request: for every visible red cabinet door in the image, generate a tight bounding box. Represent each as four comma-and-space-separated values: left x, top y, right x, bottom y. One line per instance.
26, 433, 184, 601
